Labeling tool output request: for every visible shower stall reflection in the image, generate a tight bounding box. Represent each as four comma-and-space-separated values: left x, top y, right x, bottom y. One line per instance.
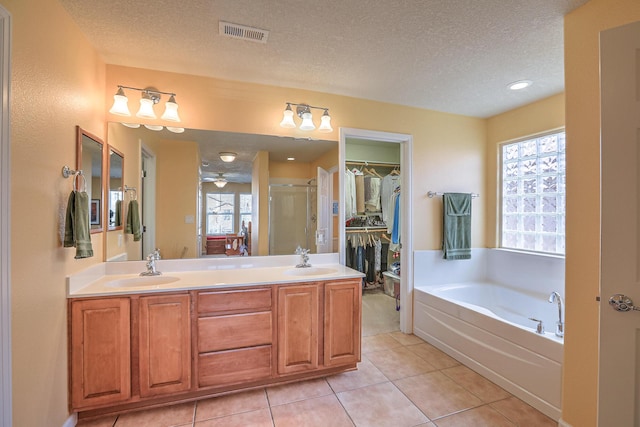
269, 182, 317, 255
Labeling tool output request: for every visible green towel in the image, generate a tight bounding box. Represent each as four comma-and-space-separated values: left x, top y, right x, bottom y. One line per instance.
442, 192, 471, 260
125, 200, 142, 241
115, 199, 122, 227
63, 191, 94, 259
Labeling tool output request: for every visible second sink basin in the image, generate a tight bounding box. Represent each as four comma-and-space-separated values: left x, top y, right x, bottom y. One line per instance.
106, 275, 180, 288
284, 267, 338, 277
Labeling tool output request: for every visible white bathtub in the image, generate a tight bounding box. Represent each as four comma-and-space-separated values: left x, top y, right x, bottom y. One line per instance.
414, 281, 563, 421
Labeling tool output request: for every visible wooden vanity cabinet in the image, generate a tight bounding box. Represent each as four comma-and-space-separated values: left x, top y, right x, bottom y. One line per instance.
69, 278, 361, 416
276, 279, 362, 374
138, 294, 191, 397
69, 298, 131, 409
324, 280, 361, 366
276, 283, 320, 374
196, 287, 273, 388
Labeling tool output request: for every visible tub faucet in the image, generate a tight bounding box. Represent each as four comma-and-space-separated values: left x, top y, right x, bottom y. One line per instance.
548, 291, 564, 337
140, 252, 162, 276
295, 246, 311, 268
529, 317, 545, 334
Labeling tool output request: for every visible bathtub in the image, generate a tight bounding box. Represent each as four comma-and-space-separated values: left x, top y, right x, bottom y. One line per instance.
414, 281, 563, 421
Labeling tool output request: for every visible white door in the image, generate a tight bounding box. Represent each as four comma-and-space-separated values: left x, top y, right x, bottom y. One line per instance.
316, 166, 330, 253
599, 21, 640, 426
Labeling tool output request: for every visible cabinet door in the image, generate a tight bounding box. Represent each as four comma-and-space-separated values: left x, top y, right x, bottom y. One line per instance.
277, 284, 320, 374
324, 280, 361, 366
139, 294, 192, 397
70, 298, 131, 409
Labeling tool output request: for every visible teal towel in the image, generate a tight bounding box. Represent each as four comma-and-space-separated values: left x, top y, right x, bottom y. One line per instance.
125, 200, 142, 241
442, 193, 471, 260
63, 191, 94, 259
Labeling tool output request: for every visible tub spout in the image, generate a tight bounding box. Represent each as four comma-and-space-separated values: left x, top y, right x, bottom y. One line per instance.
548, 291, 564, 337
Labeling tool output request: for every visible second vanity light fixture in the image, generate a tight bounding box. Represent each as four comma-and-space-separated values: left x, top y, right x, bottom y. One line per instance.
109, 85, 184, 133
280, 102, 333, 133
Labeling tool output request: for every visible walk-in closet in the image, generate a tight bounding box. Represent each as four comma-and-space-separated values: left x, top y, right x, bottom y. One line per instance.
344, 138, 402, 336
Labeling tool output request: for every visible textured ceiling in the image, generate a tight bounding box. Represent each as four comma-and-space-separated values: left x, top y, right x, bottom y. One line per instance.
60, 0, 588, 119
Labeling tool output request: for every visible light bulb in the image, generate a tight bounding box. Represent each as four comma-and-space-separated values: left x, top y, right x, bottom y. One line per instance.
299, 111, 315, 131
136, 93, 157, 119
280, 104, 296, 128
161, 95, 181, 122
318, 110, 332, 133
109, 87, 131, 116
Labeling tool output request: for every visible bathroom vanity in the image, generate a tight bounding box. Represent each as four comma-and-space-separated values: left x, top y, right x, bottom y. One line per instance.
67, 259, 362, 418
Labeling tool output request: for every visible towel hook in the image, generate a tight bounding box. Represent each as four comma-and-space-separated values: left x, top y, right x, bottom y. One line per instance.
62, 166, 86, 192
124, 185, 138, 200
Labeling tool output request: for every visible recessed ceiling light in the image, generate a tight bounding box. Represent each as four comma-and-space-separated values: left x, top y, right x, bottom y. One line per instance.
508, 80, 532, 91
287, 157, 295, 161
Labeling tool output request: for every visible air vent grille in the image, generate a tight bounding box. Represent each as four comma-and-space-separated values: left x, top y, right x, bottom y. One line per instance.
219, 21, 269, 44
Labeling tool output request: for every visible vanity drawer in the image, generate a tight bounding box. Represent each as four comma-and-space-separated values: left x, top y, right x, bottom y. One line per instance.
198, 312, 272, 353
198, 288, 272, 314
198, 345, 272, 387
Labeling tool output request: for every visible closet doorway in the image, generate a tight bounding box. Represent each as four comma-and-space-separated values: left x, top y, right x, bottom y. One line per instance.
339, 128, 413, 334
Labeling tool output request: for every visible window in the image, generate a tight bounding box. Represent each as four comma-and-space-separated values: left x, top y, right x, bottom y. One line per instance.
500, 130, 566, 255
239, 193, 252, 229
206, 193, 234, 234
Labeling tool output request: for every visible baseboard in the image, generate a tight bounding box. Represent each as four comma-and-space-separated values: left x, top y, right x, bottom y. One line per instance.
62, 412, 77, 427
558, 418, 571, 427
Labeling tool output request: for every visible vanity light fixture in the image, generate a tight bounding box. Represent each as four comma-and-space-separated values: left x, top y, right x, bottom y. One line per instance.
280, 102, 333, 133
109, 85, 181, 123
219, 152, 237, 162
213, 173, 228, 188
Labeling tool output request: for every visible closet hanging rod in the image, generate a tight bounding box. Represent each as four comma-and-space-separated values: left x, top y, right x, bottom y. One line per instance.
427, 191, 479, 199
345, 160, 400, 168
346, 226, 388, 233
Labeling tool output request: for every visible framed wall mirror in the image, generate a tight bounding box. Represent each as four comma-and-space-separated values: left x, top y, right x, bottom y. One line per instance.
76, 126, 104, 234
107, 146, 124, 231
106, 122, 339, 261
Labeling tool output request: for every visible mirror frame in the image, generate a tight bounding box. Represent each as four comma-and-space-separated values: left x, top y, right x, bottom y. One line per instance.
76, 126, 105, 234
106, 145, 124, 231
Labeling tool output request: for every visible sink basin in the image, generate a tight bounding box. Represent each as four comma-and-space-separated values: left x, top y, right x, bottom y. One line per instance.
284, 267, 338, 277
106, 275, 180, 288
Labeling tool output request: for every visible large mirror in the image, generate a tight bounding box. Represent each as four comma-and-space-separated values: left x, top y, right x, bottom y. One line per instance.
76, 126, 104, 233
105, 123, 339, 261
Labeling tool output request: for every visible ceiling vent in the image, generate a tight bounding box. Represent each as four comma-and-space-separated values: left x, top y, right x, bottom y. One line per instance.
219, 21, 269, 44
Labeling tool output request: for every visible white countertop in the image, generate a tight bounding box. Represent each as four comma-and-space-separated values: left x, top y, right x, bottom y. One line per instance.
67, 254, 364, 298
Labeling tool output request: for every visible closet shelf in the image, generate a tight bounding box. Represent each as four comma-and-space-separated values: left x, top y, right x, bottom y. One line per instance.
345, 160, 400, 168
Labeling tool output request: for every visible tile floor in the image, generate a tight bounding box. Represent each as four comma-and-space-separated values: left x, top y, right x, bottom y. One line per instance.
77, 294, 556, 427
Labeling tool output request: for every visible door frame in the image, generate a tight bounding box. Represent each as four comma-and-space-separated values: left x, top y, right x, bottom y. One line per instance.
339, 128, 413, 333
0, 5, 11, 427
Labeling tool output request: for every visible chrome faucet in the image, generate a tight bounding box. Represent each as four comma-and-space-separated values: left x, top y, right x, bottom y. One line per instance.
529, 317, 545, 334
140, 251, 162, 276
295, 246, 311, 268
548, 291, 564, 337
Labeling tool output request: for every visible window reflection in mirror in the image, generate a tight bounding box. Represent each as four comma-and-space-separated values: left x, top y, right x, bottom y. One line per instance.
107, 147, 124, 230
77, 126, 104, 233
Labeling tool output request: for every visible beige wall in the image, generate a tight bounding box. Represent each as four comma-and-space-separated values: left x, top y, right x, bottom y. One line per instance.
564, 1, 640, 425
252, 151, 270, 255
270, 160, 312, 180
485, 93, 566, 247
6, 0, 106, 425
